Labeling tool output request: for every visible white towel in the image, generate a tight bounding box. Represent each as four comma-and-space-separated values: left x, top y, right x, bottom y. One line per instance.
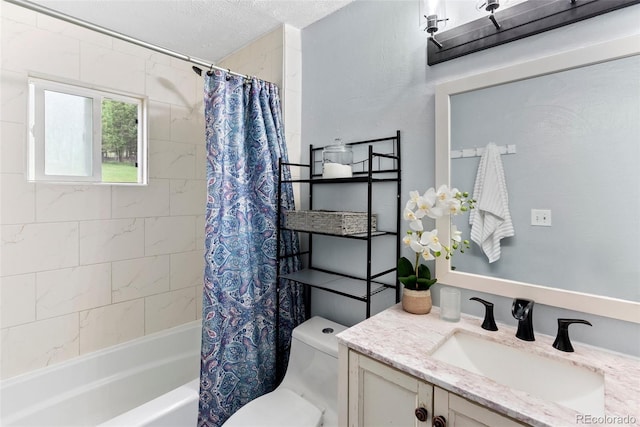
469, 143, 515, 263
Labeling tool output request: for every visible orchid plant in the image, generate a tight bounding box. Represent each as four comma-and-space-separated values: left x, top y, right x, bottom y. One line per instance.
398, 185, 474, 291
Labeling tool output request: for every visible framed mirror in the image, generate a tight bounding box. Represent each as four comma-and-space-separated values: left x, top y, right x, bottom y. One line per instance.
435, 35, 640, 323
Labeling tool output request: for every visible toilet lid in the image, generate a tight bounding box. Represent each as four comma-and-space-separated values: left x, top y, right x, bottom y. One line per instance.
223, 388, 322, 427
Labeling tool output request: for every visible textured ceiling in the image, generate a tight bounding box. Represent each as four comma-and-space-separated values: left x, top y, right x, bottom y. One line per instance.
27, 0, 354, 63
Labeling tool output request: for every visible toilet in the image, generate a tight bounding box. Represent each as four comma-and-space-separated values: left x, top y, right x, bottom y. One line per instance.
223, 316, 347, 427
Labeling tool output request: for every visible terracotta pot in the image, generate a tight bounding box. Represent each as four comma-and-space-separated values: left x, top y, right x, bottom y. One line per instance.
402, 288, 432, 315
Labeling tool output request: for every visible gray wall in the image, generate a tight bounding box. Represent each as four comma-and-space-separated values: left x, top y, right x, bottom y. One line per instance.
301, 0, 640, 355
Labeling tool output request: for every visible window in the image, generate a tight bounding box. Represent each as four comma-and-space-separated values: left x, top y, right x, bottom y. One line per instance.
28, 77, 147, 184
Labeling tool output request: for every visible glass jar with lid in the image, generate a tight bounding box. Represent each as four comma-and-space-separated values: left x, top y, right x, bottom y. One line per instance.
322, 139, 353, 178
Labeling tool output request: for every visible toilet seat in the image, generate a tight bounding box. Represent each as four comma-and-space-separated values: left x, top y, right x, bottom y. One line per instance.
223, 387, 323, 427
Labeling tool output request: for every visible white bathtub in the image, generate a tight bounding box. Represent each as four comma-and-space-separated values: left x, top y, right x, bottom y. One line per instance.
99, 378, 199, 427
1, 320, 201, 426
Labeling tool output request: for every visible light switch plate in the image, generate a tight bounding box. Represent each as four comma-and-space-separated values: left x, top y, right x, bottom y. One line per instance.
531, 209, 552, 226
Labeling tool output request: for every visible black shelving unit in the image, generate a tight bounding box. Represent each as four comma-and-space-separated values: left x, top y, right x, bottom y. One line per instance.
276, 131, 402, 319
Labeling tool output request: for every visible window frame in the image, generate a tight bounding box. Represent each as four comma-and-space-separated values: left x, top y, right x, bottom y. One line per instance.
28, 76, 148, 185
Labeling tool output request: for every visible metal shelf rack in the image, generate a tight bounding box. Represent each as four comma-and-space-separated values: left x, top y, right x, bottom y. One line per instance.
276, 131, 402, 319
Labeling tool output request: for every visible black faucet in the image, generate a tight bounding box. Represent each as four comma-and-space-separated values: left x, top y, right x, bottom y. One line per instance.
553, 318, 593, 352
512, 298, 535, 341
470, 297, 498, 331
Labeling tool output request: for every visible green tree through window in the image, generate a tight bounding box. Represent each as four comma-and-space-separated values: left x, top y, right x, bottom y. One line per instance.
102, 99, 138, 182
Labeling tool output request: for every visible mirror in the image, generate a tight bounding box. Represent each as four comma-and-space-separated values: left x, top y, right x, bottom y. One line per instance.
435, 35, 640, 323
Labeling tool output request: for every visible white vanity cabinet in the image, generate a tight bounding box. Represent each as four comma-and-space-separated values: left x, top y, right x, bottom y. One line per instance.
347, 350, 434, 427
432, 387, 524, 427
344, 349, 524, 427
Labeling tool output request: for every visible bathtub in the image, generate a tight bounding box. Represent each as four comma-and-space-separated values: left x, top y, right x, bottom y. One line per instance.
99, 378, 199, 427
1, 320, 201, 426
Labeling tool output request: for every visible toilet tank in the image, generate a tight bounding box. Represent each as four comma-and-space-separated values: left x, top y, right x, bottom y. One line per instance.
280, 317, 347, 418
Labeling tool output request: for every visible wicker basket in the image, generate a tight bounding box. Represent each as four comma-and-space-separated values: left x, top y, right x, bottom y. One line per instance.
285, 210, 377, 235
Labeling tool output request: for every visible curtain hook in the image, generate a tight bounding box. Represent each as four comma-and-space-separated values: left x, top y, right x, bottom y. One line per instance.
225, 69, 231, 81
206, 64, 214, 76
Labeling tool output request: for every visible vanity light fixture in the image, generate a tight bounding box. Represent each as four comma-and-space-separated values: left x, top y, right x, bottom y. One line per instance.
426, 0, 640, 65
478, 0, 501, 29
421, 0, 448, 49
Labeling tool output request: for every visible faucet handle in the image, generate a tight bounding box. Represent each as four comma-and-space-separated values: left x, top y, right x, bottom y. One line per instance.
552, 318, 593, 352
469, 297, 498, 331
512, 298, 535, 341
511, 298, 534, 320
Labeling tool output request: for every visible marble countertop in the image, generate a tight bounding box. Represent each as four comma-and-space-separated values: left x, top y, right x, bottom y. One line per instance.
337, 304, 640, 427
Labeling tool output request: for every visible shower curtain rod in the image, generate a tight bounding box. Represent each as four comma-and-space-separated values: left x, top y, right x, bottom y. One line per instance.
5, 0, 253, 80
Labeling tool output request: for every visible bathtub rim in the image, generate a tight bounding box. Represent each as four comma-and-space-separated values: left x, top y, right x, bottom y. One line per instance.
1, 319, 202, 426
1, 319, 202, 386
97, 378, 200, 427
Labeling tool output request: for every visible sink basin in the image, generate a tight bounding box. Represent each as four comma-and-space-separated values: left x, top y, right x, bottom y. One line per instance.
431, 331, 605, 415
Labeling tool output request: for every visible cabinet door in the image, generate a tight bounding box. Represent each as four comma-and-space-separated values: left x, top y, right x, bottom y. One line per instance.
348, 351, 433, 427
434, 387, 524, 427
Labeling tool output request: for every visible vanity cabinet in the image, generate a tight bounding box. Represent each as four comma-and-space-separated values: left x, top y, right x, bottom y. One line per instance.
344, 349, 524, 427
347, 350, 434, 427
433, 387, 524, 427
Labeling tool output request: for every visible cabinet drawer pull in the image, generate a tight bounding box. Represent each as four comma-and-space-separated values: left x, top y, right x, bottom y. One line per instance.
414, 407, 429, 422
433, 415, 447, 427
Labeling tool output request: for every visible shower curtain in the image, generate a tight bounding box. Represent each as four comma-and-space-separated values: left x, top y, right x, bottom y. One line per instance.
198, 70, 304, 427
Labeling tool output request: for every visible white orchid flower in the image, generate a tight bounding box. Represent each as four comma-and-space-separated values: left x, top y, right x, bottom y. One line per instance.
414, 196, 430, 218
402, 187, 473, 268
403, 232, 416, 246
436, 184, 453, 199
435, 185, 457, 208
423, 187, 438, 203
403, 207, 416, 221
405, 190, 421, 210
425, 204, 444, 219
410, 219, 423, 232
404, 208, 424, 231
417, 195, 443, 220
420, 229, 442, 253
421, 249, 435, 261
410, 240, 425, 254
447, 198, 462, 215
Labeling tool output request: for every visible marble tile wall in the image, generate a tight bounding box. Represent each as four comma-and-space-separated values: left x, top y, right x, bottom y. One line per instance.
217, 25, 303, 208
283, 25, 303, 209
0, 4, 301, 380
0, 2, 206, 379
217, 26, 284, 89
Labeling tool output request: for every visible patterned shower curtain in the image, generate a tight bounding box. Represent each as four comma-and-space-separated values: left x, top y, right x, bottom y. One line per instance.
198, 70, 304, 427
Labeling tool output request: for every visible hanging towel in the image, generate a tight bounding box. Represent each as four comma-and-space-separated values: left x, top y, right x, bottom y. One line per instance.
469, 143, 515, 263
